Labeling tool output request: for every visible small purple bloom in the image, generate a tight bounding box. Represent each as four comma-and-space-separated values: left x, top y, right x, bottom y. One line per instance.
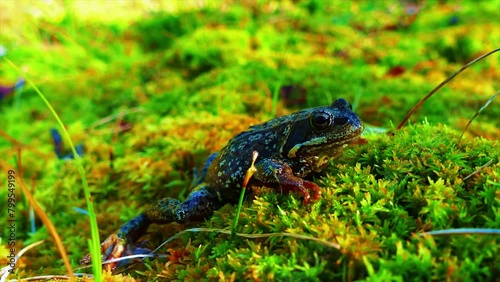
0, 85, 14, 99
0, 78, 25, 100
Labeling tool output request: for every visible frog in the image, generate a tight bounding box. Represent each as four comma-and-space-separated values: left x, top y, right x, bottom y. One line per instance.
81, 98, 364, 270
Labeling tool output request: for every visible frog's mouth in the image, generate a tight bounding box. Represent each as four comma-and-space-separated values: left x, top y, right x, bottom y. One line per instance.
287, 127, 363, 158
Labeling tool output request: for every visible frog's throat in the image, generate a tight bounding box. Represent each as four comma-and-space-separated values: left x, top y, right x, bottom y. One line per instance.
287, 136, 353, 158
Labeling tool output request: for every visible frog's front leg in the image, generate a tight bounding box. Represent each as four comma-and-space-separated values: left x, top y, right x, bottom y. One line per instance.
253, 158, 321, 205
82, 186, 223, 270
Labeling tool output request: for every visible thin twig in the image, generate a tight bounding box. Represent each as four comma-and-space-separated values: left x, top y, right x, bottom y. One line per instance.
151, 227, 341, 255
90, 107, 145, 129
458, 91, 499, 143
397, 48, 500, 129
463, 159, 494, 180
418, 228, 500, 236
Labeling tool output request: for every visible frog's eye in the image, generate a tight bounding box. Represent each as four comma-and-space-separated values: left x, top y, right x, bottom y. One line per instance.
310, 112, 332, 130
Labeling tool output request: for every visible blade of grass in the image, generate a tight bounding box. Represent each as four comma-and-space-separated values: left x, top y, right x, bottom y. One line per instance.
0, 160, 74, 280
4, 58, 103, 281
231, 151, 258, 240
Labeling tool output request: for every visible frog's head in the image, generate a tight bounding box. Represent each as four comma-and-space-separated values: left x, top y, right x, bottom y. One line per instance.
283, 98, 364, 159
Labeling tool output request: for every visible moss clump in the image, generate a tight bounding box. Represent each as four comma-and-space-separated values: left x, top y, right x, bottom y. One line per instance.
146, 123, 498, 281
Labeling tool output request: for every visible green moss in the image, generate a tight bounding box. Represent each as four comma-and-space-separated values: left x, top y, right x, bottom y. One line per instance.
158, 124, 498, 281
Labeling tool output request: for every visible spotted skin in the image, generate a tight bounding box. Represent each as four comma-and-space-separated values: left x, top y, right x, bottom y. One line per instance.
82, 98, 364, 269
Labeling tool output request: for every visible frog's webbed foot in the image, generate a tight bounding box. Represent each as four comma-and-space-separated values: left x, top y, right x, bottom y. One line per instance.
80, 232, 149, 270
81, 213, 153, 270
274, 174, 321, 205
282, 177, 321, 205
254, 159, 321, 205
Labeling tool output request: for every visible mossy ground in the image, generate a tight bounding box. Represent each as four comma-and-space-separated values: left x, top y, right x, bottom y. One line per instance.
0, 1, 499, 281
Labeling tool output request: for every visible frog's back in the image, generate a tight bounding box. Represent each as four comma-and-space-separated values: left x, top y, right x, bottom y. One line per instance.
203, 116, 293, 197
203, 101, 363, 201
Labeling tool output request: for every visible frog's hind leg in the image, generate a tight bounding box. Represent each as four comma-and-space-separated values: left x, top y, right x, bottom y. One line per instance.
122, 186, 223, 243
121, 187, 223, 250
145, 185, 223, 224
85, 186, 224, 270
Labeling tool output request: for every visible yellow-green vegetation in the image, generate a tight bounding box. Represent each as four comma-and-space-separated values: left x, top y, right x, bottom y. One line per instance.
0, 0, 498, 281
